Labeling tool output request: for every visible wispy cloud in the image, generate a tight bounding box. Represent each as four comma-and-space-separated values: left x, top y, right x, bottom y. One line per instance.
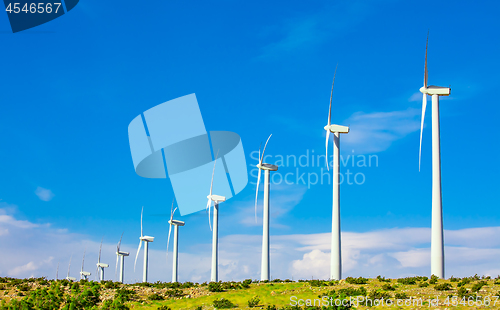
35, 187, 55, 202
341, 108, 421, 154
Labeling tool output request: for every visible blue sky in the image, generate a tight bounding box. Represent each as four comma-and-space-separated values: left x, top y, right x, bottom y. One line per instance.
1, 0, 499, 282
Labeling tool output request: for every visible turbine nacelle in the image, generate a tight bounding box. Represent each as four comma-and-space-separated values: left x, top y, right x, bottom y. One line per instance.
207, 194, 226, 203
140, 236, 154, 242
420, 85, 451, 96
80, 271, 91, 276
97, 263, 109, 268
168, 219, 185, 226
324, 124, 350, 134
256, 163, 278, 171
116, 251, 130, 256
66, 277, 76, 281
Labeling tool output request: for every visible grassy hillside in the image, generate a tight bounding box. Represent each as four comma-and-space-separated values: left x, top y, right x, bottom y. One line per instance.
1, 275, 500, 309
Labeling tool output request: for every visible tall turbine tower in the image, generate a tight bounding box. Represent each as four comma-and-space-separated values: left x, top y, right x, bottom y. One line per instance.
66, 255, 76, 281
80, 250, 91, 280
96, 239, 109, 282
418, 33, 450, 279
324, 66, 349, 280
254, 135, 278, 281
135, 207, 154, 282
206, 152, 226, 282
115, 233, 129, 283
167, 200, 185, 283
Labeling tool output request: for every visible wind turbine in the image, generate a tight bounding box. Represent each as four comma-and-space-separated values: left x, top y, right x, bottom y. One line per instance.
324, 66, 349, 281
96, 238, 109, 282
134, 206, 154, 283
167, 199, 185, 283
115, 233, 129, 283
66, 255, 76, 281
56, 262, 59, 280
206, 151, 226, 282
254, 134, 278, 281
80, 250, 91, 280
418, 33, 450, 279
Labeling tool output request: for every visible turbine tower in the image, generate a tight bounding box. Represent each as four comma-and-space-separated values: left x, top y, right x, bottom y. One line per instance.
206, 152, 226, 282
254, 134, 278, 281
66, 255, 76, 281
418, 33, 450, 279
167, 199, 185, 283
324, 66, 349, 280
80, 250, 91, 280
115, 233, 129, 283
135, 207, 154, 283
96, 238, 109, 282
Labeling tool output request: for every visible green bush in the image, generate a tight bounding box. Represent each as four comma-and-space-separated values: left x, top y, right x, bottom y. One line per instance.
115, 288, 137, 301
266, 305, 277, 310
449, 276, 459, 282
345, 277, 368, 285
381, 283, 395, 291
471, 280, 487, 293
157, 306, 172, 310
418, 282, 429, 287
165, 288, 184, 298
213, 298, 234, 309
16, 284, 30, 292
241, 279, 252, 288
337, 286, 367, 297
309, 280, 334, 287
148, 293, 164, 300
457, 286, 474, 299
395, 292, 408, 299
429, 275, 439, 284
376, 276, 390, 282
397, 277, 421, 285
434, 283, 452, 291
208, 282, 224, 292
248, 295, 260, 307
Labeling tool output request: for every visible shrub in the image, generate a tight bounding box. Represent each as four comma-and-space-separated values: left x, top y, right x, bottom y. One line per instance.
309, 280, 334, 287
418, 282, 429, 288
345, 277, 368, 285
165, 288, 184, 298
182, 282, 195, 288
449, 276, 459, 282
213, 298, 234, 309
395, 292, 408, 299
16, 284, 31, 291
397, 277, 418, 285
381, 284, 395, 291
157, 306, 172, 310
267, 305, 277, 310
208, 282, 224, 292
377, 276, 390, 282
115, 288, 137, 301
471, 280, 487, 293
241, 279, 252, 288
457, 287, 474, 299
369, 290, 392, 300
429, 275, 439, 284
148, 293, 164, 300
337, 287, 367, 297
248, 295, 260, 307
434, 283, 452, 291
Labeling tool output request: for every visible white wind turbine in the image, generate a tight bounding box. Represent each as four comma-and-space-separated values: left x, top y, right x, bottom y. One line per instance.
206, 151, 226, 282
115, 233, 129, 283
66, 255, 76, 281
135, 207, 154, 283
166, 199, 185, 283
96, 238, 109, 282
56, 262, 59, 280
80, 250, 91, 280
254, 134, 278, 281
418, 33, 450, 279
324, 66, 349, 281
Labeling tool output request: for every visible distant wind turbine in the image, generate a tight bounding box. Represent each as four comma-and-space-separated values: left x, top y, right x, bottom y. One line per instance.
206, 151, 226, 282
167, 199, 185, 283
254, 134, 278, 281
418, 32, 450, 279
56, 262, 59, 280
66, 255, 76, 281
96, 238, 109, 282
115, 233, 129, 283
324, 66, 349, 280
134, 207, 154, 282
80, 250, 91, 280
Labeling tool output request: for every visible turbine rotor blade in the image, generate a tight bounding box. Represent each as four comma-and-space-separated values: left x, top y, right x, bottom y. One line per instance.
140, 206, 144, 237
328, 64, 338, 126
254, 168, 262, 223
419, 93, 427, 171
134, 240, 142, 272
424, 31, 429, 88
98, 238, 103, 264
115, 254, 119, 281
260, 134, 272, 164
206, 198, 212, 231
117, 232, 123, 252
166, 223, 172, 261
209, 150, 220, 196
325, 130, 330, 170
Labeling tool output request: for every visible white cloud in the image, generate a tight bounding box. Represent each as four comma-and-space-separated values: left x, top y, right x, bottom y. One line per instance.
341, 108, 421, 154
1, 206, 500, 282
35, 187, 55, 202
